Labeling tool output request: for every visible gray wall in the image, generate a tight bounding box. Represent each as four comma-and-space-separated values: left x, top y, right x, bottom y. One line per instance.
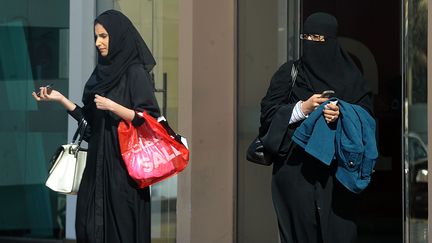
177, 0, 236, 242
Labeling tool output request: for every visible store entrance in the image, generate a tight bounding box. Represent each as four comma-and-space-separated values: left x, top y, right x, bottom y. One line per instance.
301, 1, 403, 242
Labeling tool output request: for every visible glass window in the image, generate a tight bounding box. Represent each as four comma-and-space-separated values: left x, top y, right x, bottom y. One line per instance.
111, 1, 179, 241
0, 0, 69, 240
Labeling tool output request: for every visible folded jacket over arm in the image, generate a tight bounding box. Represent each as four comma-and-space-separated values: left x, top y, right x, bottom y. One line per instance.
292, 98, 378, 193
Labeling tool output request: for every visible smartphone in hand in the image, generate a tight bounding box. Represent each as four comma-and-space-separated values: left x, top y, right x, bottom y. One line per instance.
36, 83, 54, 97
320, 90, 335, 98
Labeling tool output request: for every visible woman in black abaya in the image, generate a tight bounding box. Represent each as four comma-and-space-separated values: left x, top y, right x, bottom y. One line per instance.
33, 10, 159, 243
259, 13, 373, 243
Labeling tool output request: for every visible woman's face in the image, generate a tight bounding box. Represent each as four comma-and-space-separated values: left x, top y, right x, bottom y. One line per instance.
95, 23, 109, 57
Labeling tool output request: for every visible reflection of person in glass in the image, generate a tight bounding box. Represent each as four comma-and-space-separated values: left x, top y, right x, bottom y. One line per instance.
259, 13, 375, 242
32, 10, 160, 243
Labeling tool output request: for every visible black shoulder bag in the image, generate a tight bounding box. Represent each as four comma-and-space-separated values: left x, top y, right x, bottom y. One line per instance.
246, 61, 298, 165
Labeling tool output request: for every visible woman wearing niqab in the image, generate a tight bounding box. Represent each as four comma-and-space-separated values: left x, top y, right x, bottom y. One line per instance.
260, 12, 373, 243
33, 10, 160, 243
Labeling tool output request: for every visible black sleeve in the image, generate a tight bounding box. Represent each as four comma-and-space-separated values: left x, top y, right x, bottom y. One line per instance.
259, 61, 298, 155
67, 105, 91, 142
67, 105, 84, 121
128, 66, 161, 126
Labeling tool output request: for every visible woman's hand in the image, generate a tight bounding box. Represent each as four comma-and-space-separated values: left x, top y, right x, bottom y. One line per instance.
32, 85, 77, 111
323, 102, 340, 123
32, 87, 64, 102
94, 94, 116, 111
94, 94, 135, 121
301, 94, 329, 115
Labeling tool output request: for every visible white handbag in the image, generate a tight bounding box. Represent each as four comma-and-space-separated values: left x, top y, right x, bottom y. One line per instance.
45, 118, 88, 195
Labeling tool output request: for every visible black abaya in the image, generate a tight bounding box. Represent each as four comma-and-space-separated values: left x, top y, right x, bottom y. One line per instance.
259, 12, 373, 243
69, 64, 159, 243
261, 62, 359, 243
272, 146, 358, 243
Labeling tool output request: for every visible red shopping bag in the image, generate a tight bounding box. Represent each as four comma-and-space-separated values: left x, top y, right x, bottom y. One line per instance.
118, 112, 189, 188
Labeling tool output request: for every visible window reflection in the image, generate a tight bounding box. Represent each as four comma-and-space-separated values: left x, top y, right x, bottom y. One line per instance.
0, 0, 69, 240
113, 0, 179, 241
405, 0, 428, 241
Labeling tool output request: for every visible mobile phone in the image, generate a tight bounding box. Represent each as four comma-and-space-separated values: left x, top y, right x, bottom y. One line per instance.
36, 83, 54, 97
320, 90, 335, 98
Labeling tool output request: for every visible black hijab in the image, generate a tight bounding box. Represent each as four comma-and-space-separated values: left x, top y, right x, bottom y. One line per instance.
294, 12, 373, 113
82, 10, 156, 104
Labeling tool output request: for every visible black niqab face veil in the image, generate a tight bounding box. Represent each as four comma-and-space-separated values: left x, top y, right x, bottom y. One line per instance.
82, 10, 156, 104
295, 12, 373, 113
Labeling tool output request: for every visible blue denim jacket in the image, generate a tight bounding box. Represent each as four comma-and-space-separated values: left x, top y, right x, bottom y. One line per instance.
292, 99, 378, 193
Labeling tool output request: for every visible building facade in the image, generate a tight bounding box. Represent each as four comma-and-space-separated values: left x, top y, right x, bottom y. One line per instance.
0, 0, 430, 242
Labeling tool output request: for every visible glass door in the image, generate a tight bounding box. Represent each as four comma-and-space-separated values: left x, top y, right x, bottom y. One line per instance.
236, 0, 300, 242
113, 1, 179, 242
403, 0, 428, 242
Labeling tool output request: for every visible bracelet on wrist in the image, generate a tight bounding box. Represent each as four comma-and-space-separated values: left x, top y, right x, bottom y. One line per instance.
300, 101, 309, 118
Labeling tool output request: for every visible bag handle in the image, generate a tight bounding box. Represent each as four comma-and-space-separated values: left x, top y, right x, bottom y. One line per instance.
72, 117, 88, 146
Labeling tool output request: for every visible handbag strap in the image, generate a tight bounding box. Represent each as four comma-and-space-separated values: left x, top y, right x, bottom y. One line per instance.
286, 60, 299, 100
72, 117, 88, 146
